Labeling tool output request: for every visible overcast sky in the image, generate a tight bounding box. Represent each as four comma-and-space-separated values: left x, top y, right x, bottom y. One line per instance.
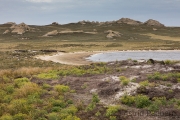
0, 0, 180, 26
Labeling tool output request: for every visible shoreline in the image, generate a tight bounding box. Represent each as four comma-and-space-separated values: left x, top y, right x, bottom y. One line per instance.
35, 50, 180, 65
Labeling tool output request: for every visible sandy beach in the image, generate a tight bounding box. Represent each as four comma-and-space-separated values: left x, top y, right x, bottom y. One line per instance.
35, 51, 100, 65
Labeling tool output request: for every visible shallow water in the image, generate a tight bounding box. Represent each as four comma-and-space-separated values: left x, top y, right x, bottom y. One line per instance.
87, 50, 180, 62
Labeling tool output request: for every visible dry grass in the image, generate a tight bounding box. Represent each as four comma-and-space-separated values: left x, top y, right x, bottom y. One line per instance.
143, 33, 180, 41
0, 67, 53, 79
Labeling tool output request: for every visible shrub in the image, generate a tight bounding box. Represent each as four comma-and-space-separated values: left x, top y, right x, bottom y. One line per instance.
47, 112, 60, 120
164, 60, 174, 65
139, 80, 149, 87
14, 77, 30, 88
106, 105, 120, 117
135, 95, 151, 108
42, 83, 51, 89
54, 85, 70, 95
119, 76, 130, 86
63, 115, 80, 120
5, 85, 14, 94
14, 82, 41, 98
120, 95, 135, 106
52, 100, 67, 108
13, 113, 28, 120
0, 114, 13, 120
86, 102, 96, 111
8, 99, 31, 115
37, 71, 59, 79
61, 105, 78, 115
110, 116, 117, 120
148, 97, 167, 112
92, 94, 100, 103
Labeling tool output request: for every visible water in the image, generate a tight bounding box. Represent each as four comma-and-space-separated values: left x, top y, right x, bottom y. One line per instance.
87, 50, 180, 62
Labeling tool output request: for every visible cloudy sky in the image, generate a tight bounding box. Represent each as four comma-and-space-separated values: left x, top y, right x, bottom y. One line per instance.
0, 0, 180, 26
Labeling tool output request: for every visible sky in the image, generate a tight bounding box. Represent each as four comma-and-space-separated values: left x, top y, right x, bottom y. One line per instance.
0, 0, 180, 26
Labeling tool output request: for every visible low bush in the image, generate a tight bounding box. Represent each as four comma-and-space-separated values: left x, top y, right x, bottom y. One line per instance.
14, 77, 30, 88
120, 95, 135, 106
54, 85, 70, 95
135, 94, 151, 108
106, 105, 120, 117
14, 82, 41, 98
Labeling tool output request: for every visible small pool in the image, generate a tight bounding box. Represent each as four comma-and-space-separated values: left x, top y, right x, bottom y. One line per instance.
86, 50, 180, 62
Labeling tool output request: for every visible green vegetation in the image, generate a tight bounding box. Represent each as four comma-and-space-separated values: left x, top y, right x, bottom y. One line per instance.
121, 94, 151, 108
139, 80, 150, 87
1, 23, 180, 119
106, 105, 120, 120
148, 72, 180, 82
119, 76, 130, 86
86, 94, 100, 111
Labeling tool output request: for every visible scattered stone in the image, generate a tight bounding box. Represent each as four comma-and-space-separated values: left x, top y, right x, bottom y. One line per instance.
144, 19, 164, 27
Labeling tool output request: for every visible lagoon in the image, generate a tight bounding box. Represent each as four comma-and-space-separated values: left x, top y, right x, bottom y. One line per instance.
87, 50, 180, 62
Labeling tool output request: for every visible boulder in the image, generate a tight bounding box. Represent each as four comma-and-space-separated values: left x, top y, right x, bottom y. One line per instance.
3, 30, 10, 34
116, 18, 142, 25
43, 30, 58, 36
144, 19, 164, 27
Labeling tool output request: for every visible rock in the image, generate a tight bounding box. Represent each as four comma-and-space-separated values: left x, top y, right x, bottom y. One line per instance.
3, 30, 10, 34
153, 28, 157, 31
11, 23, 31, 34
116, 18, 142, 25
52, 22, 59, 25
43, 30, 58, 36
104, 30, 122, 38
144, 19, 164, 27
79, 20, 86, 25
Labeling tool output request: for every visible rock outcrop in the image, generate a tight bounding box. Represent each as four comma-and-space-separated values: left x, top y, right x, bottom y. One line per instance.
43, 30, 58, 36
116, 18, 142, 25
3, 30, 10, 34
52, 22, 59, 25
144, 19, 164, 27
11, 23, 31, 34
104, 30, 122, 39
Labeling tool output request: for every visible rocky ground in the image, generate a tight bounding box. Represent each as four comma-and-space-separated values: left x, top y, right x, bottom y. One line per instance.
31, 59, 180, 120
